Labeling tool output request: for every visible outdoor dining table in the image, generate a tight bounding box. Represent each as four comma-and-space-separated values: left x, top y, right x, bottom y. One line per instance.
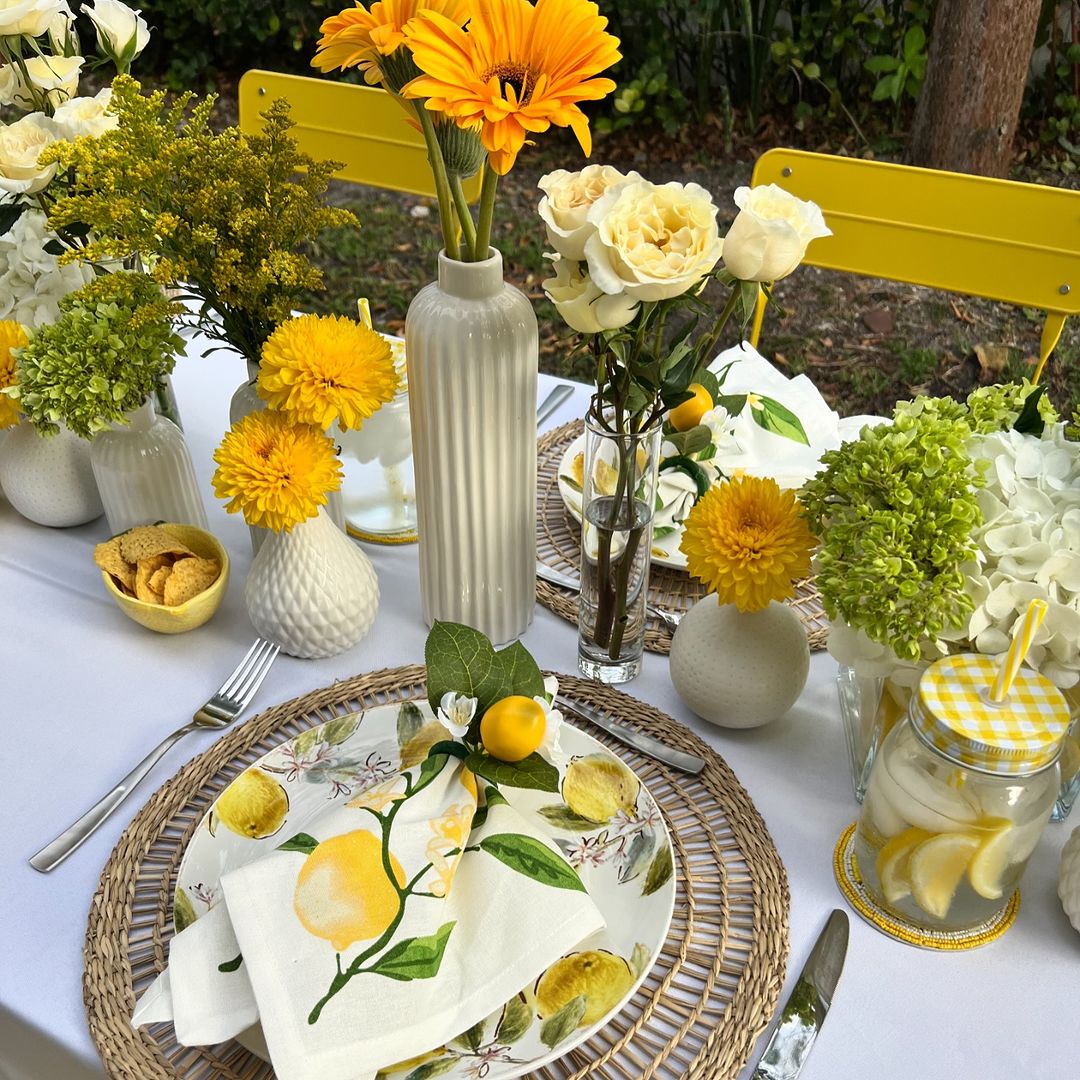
1, 330, 1078, 1080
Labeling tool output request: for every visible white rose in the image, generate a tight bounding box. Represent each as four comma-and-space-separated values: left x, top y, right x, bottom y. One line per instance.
10, 53, 83, 110
81, 0, 149, 66
543, 256, 639, 335
584, 178, 724, 302
538, 165, 637, 261
0, 113, 61, 198
0, 64, 19, 108
52, 88, 117, 140
722, 183, 831, 283
45, 1, 74, 51
0, 0, 66, 37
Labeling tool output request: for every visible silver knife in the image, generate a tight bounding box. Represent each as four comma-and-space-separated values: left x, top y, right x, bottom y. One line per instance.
537, 562, 581, 591
555, 695, 706, 775
749, 909, 849, 1079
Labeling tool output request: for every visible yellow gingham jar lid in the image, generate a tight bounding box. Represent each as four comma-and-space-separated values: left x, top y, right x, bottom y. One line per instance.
911, 654, 1071, 776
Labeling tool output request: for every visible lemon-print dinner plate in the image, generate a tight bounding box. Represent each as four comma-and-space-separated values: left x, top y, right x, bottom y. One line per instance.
174, 699, 676, 1079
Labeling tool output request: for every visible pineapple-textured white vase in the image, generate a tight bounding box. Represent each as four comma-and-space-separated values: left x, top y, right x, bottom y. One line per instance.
0, 420, 103, 527
244, 506, 379, 659
1059, 825, 1080, 934
90, 398, 208, 535
405, 249, 538, 644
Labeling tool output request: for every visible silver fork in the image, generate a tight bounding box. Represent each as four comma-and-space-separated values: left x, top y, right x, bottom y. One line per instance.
30, 637, 280, 873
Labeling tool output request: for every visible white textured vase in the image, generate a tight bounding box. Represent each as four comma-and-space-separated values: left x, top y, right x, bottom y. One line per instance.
405, 249, 538, 644
90, 399, 208, 535
1059, 826, 1080, 934
244, 506, 379, 659
0, 421, 103, 527
669, 598, 810, 728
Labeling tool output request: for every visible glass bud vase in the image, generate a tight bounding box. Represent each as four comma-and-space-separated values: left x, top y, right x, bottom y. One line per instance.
577, 414, 662, 684
90, 398, 208, 535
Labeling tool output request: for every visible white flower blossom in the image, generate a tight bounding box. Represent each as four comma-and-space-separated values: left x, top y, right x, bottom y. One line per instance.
436, 691, 477, 738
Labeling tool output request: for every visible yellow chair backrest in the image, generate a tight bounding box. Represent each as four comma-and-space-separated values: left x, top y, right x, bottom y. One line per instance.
238, 69, 481, 202
748, 148, 1080, 383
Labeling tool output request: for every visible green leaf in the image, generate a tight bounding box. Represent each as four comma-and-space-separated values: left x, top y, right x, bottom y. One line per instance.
479, 834, 587, 892
397, 700, 425, 747
368, 922, 455, 981
716, 393, 747, 416
218, 954, 243, 973
401, 1057, 459, 1080
293, 727, 321, 759
753, 396, 810, 445
642, 844, 674, 896
322, 714, 360, 746
629, 942, 651, 979
452, 1018, 486, 1052
0, 201, 28, 236
539, 994, 587, 1048
497, 641, 546, 701
737, 280, 760, 325
1013, 384, 1048, 436
538, 805, 608, 832
903, 24, 926, 59
559, 473, 583, 494
663, 424, 712, 457
652, 526, 677, 540
864, 54, 900, 73
277, 832, 320, 855
173, 888, 197, 933
495, 992, 534, 1043
618, 830, 656, 884
465, 750, 560, 793
425, 622, 509, 716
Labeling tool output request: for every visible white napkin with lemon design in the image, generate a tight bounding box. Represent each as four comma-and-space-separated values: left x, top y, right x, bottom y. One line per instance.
134, 756, 605, 1080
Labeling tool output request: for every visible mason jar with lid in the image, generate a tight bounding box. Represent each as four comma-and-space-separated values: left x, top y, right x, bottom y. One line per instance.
854, 653, 1071, 933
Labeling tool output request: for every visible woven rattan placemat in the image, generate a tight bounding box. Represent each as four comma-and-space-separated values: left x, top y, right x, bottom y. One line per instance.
85, 666, 790, 1080
536, 420, 829, 655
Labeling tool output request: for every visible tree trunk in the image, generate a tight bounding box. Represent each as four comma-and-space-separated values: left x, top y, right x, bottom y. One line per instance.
908, 0, 1042, 177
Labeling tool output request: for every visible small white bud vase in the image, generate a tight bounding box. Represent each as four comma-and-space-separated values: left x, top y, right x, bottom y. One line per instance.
90, 399, 207, 534
1059, 825, 1080, 934
669, 598, 810, 728
0, 421, 103, 527
406, 248, 539, 644
244, 506, 379, 659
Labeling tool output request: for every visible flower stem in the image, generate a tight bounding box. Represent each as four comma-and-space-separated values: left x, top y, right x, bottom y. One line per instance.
472, 161, 499, 261
414, 103, 459, 261
449, 174, 477, 257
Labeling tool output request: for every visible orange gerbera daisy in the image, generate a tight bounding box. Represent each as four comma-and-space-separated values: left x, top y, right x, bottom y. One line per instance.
312, 0, 468, 85
402, 0, 621, 174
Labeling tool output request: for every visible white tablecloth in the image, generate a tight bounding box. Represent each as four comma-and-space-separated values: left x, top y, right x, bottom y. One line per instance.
1, 336, 1078, 1080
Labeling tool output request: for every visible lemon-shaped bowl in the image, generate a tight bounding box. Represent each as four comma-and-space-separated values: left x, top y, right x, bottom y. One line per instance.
101, 522, 229, 634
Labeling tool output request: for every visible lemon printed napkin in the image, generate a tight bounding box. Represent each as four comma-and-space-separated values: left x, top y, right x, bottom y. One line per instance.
135, 753, 605, 1080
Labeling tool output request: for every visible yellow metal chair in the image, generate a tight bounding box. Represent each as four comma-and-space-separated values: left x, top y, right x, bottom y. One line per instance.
748, 148, 1080, 384
238, 69, 481, 201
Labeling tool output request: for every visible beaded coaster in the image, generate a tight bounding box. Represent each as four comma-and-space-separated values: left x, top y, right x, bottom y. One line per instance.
833, 822, 1020, 951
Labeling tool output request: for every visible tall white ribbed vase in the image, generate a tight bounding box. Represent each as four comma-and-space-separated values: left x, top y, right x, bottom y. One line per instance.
405, 249, 538, 644
90, 398, 208, 534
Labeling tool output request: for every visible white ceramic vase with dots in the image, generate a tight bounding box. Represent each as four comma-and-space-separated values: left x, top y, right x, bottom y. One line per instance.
669, 598, 810, 728
0, 421, 103, 527
244, 506, 379, 659
1059, 825, 1080, 934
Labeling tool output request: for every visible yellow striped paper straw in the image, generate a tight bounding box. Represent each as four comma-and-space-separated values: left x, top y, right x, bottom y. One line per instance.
356, 297, 373, 329
990, 599, 1049, 702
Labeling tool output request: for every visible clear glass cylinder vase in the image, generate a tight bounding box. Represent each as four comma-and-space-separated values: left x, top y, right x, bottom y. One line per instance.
90, 398, 208, 535
577, 414, 663, 684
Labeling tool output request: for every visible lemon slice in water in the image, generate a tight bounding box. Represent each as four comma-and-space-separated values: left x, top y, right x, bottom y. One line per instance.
908, 831, 982, 919
967, 818, 1015, 900
875, 827, 933, 904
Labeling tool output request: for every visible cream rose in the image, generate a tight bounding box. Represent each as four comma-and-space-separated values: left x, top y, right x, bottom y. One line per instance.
722, 184, 831, 283
0, 0, 67, 37
9, 53, 82, 110
538, 165, 637, 261
0, 113, 61, 198
52, 88, 117, 140
543, 256, 639, 335
584, 179, 723, 302
0, 64, 19, 108
81, 0, 149, 67
45, 2, 75, 51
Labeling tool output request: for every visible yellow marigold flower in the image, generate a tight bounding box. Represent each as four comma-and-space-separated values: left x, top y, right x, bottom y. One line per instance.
0, 321, 28, 429
312, 0, 468, 84
402, 0, 621, 174
258, 314, 398, 432
680, 476, 816, 613
212, 411, 342, 532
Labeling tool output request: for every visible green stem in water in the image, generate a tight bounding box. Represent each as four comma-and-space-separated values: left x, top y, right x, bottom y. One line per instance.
449, 173, 477, 257
414, 103, 459, 261
473, 161, 499, 261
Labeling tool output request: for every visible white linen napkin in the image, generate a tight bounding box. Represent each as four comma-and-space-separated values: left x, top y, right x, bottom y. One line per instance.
134, 756, 605, 1080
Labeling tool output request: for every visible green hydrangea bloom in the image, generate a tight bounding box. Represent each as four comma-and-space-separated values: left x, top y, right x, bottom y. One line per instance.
965, 379, 1058, 433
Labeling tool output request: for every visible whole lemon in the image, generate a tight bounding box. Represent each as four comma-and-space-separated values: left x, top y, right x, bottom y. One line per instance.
668, 383, 713, 432
212, 768, 289, 839
293, 829, 406, 952
562, 754, 640, 823
535, 950, 636, 1027
480, 696, 546, 762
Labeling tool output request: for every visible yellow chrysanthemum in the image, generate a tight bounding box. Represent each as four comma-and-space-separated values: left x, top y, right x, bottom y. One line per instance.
212, 411, 343, 532
0, 320, 28, 429
258, 314, 398, 432
402, 0, 621, 175
680, 476, 816, 613
312, 0, 468, 84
